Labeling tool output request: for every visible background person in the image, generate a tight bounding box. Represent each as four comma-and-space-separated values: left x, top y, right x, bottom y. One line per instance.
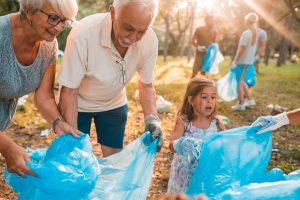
231, 13, 259, 111
191, 15, 216, 78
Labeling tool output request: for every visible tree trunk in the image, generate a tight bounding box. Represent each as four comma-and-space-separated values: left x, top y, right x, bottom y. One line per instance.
187, 2, 196, 62
277, 36, 289, 67
264, 42, 271, 66
163, 14, 170, 62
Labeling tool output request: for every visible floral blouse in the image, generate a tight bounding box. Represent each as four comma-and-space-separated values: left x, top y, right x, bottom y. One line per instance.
167, 119, 218, 193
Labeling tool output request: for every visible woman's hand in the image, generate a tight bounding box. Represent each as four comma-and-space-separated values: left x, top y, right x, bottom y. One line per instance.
54, 120, 82, 138
3, 142, 36, 177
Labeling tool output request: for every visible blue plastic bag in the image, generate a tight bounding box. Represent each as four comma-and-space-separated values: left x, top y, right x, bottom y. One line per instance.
202, 43, 219, 72
89, 132, 157, 199
217, 69, 238, 101
5, 134, 101, 200
186, 126, 300, 199
186, 126, 272, 197
5, 132, 157, 200
244, 64, 256, 87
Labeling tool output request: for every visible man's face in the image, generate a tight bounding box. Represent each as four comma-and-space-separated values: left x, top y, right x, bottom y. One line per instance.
205, 17, 214, 28
111, 4, 153, 47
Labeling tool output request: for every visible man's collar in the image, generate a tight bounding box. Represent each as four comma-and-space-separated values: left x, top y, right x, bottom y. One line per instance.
100, 13, 113, 48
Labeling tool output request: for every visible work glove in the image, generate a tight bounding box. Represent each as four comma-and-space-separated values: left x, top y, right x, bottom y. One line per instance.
145, 114, 163, 152
173, 136, 203, 161
251, 112, 289, 134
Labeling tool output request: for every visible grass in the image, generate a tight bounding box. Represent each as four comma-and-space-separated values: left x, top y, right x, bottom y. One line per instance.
1, 55, 300, 199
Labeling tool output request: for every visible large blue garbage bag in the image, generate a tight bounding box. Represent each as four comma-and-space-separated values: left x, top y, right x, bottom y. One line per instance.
217, 69, 238, 101
88, 132, 157, 199
186, 126, 300, 199
202, 43, 218, 72
186, 126, 272, 197
5, 134, 101, 200
5, 132, 157, 200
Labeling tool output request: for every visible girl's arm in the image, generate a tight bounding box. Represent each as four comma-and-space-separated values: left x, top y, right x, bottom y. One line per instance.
216, 118, 226, 132
169, 117, 185, 153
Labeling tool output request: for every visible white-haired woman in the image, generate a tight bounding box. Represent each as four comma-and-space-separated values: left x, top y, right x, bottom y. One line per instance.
231, 13, 259, 111
0, 0, 81, 177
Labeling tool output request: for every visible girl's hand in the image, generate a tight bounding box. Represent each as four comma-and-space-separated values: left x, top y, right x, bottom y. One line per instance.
54, 120, 83, 138
173, 136, 203, 161
3, 143, 36, 177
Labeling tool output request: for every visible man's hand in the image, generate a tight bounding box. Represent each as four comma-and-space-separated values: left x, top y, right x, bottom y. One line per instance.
173, 136, 203, 161
231, 61, 237, 69
145, 114, 163, 152
3, 143, 36, 177
251, 112, 290, 134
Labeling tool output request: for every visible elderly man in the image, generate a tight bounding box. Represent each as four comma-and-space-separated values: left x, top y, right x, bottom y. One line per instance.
58, 0, 163, 157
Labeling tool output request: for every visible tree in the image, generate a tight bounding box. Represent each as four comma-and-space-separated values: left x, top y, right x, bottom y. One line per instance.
0, 0, 19, 15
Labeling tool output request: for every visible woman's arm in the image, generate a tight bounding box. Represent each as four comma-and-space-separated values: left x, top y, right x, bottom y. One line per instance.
0, 133, 35, 176
34, 65, 81, 137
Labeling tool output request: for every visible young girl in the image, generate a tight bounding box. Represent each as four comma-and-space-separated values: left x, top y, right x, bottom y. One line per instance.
167, 77, 225, 193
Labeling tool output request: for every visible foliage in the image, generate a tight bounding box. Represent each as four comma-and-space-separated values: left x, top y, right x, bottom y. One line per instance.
0, 0, 19, 15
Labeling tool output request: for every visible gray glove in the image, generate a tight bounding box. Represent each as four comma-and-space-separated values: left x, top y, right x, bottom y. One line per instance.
251, 112, 289, 134
145, 114, 163, 152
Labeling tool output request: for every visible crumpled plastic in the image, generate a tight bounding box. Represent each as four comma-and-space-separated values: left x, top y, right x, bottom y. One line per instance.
209, 51, 224, 75
173, 136, 203, 163
217, 69, 238, 102
5, 134, 100, 200
5, 132, 157, 200
156, 95, 172, 113
186, 126, 300, 199
202, 43, 219, 73
88, 131, 157, 200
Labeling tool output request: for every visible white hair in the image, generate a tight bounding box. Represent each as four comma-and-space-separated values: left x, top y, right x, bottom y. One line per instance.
244, 12, 259, 25
113, 0, 159, 23
19, 0, 78, 20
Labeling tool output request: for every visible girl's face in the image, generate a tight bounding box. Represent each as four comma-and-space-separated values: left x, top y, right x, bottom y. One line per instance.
190, 86, 216, 118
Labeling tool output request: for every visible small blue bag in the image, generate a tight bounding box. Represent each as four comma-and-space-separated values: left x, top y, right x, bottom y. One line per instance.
202, 43, 219, 72
217, 69, 238, 102
244, 64, 256, 87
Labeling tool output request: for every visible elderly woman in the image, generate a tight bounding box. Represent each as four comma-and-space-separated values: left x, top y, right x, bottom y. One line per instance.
0, 0, 81, 177
231, 13, 259, 111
